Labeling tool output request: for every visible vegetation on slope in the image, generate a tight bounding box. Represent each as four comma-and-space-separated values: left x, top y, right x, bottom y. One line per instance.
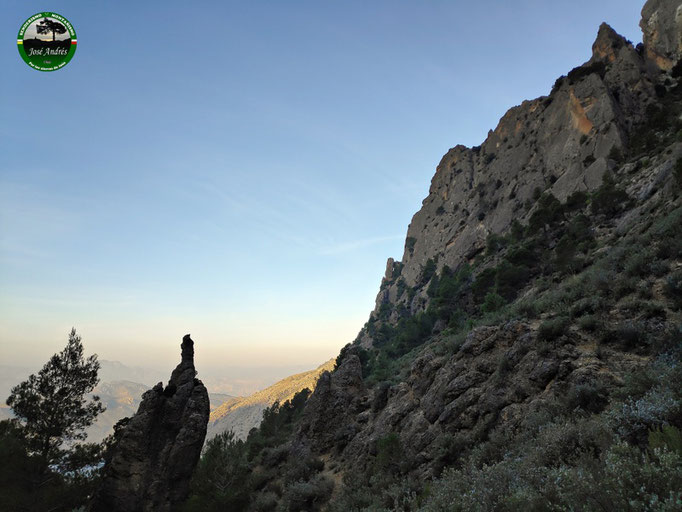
183, 388, 328, 511
184, 71, 682, 511
207, 359, 335, 441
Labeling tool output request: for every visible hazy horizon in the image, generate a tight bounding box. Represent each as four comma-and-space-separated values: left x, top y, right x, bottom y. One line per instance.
1, 0, 644, 372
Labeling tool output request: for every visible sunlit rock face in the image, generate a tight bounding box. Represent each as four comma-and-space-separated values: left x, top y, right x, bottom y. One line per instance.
357, 4, 679, 343
640, 0, 682, 70
91, 335, 210, 512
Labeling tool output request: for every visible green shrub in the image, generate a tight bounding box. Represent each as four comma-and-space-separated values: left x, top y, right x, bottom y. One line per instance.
567, 60, 606, 84
252, 491, 278, 512
495, 261, 531, 301
375, 433, 402, 474
649, 425, 682, 455
555, 235, 583, 274
495, 353, 514, 381
421, 438, 682, 512
510, 220, 524, 241
528, 192, 563, 234
281, 473, 334, 511
600, 321, 647, 351
664, 270, 682, 310
284, 456, 324, 484
624, 249, 654, 277
505, 244, 539, 268
538, 316, 570, 341
578, 314, 600, 332
614, 276, 638, 299
481, 292, 506, 314
570, 296, 603, 317
186, 431, 251, 511
640, 300, 667, 319
649, 259, 670, 277
419, 258, 437, 286
567, 383, 609, 413
472, 267, 497, 300
608, 145, 623, 163
591, 172, 631, 216
565, 190, 588, 211
485, 233, 506, 255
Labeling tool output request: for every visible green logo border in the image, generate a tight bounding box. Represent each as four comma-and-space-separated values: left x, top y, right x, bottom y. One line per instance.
17, 12, 77, 72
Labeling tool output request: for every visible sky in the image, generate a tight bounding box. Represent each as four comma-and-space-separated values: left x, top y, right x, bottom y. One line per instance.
1, 0, 645, 375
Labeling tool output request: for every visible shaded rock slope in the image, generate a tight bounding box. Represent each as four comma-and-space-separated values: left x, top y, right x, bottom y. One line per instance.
91, 335, 209, 512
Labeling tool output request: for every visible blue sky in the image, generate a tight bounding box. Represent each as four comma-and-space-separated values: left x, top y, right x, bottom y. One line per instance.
1, 0, 644, 371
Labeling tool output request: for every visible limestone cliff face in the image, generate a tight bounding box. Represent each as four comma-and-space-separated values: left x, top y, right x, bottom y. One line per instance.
641, 0, 682, 69
360, 2, 679, 344
91, 335, 210, 512
280, 0, 682, 491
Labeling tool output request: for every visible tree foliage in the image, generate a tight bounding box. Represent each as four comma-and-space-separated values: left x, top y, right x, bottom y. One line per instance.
1, 328, 106, 511
7, 328, 105, 469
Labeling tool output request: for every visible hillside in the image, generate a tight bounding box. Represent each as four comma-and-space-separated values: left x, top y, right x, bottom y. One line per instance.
185, 1, 682, 510
207, 359, 335, 441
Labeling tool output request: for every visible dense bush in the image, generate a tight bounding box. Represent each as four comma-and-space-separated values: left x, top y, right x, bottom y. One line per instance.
591, 172, 630, 216
281, 474, 333, 512
527, 192, 563, 234
538, 316, 570, 341
664, 270, 682, 310
183, 431, 250, 512
185, 388, 315, 511
566, 60, 607, 84
481, 292, 506, 313
567, 383, 609, 413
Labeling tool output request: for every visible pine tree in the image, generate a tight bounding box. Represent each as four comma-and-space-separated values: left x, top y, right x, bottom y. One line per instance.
6, 328, 105, 472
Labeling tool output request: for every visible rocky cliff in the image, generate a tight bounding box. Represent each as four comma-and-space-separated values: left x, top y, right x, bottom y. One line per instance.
91, 335, 210, 512
184, 1, 682, 509
360, 8, 669, 339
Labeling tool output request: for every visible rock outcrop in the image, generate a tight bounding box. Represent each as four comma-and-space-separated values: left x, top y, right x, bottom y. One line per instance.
641, 0, 682, 69
357, 0, 680, 343
297, 354, 368, 454
91, 335, 210, 512
329, 321, 645, 479
277, 0, 682, 491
